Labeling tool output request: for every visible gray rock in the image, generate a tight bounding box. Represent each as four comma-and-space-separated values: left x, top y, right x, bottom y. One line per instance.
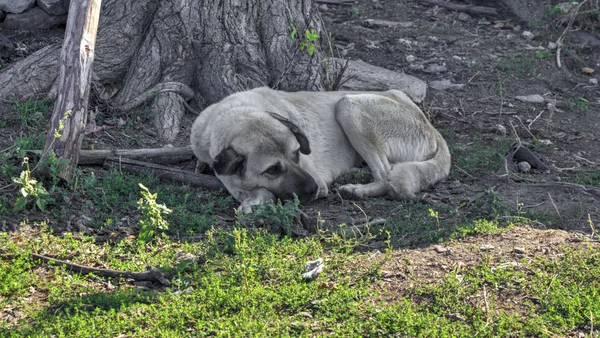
590, 78, 599, 85
522, 31, 534, 40
0, 0, 35, 14
405, 54, 416, 63
496, 0, 547, 24
458, 12, 471, 21
318, 4, 328, 12
336, 58, 428, 103
423, 64, 447, 74
37, 0, 68, 15
517, 161, 531, 172
0, 33, 13, 58
430, 79, 465, 92
1, 6, 67, 30
515, 94, 545, 103
362, 19, 413, 29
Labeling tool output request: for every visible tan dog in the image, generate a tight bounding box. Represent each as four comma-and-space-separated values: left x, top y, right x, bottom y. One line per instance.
190, 87, 450, 212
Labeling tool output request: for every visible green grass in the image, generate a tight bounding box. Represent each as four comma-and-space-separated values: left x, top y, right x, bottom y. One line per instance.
0, 220, 598, 337
497, 54, 539, 78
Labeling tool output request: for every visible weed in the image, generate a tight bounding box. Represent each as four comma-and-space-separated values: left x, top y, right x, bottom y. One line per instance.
11, 157, 54, 212
236, 196, 301, 236
348, 7, 359, 17
497, 54, 538, 77
536, 49, 550, 59
290, 28, 320, 57
568, 96, 589, 111
573, 168, 600, 186
137, 183, 172, 245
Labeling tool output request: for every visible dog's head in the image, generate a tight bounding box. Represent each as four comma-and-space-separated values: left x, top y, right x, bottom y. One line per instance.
210, 111, 319, 204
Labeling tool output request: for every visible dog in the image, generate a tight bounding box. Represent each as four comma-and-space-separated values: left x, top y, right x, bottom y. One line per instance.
190, 87, 451, 212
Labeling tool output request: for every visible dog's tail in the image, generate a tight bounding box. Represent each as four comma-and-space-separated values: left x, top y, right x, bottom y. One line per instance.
387, 130, 451, 199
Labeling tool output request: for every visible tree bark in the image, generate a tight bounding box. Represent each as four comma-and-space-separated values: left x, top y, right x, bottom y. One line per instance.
28, 146, 195, 165
0, 0, 326, 144
42, 0, 102, 180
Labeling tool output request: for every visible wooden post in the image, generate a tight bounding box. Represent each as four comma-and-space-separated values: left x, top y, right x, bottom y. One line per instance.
42, 0, 102, 180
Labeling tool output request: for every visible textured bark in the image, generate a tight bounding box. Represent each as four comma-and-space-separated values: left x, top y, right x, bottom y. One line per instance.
0, 0, 325, 143
28, 146, 195, 165
43, 0, 102, 180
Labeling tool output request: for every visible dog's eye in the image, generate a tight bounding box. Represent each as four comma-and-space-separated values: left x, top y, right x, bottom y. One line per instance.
265, 164, 281, 175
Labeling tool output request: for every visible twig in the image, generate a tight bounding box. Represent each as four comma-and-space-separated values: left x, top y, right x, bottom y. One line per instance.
528, 110, 545, 129
1, 253, 170, 285
547, 192, 562, 221
416, 0, 498, 16
556, 0, 589, 69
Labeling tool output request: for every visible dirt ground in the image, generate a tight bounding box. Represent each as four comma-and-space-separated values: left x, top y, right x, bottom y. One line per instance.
1, 2, 599, 248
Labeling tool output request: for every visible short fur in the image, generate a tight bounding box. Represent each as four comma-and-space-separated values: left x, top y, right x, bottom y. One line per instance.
190, 87, 451, 212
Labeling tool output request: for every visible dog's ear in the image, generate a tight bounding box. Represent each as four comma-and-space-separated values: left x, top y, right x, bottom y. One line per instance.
267, 112, 311, 155
212, 147, 245, 176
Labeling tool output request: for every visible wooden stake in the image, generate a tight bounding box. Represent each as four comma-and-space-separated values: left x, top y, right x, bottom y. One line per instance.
42, 0, 103, 180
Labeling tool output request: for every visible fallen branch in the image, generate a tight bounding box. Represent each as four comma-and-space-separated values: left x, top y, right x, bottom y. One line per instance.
28, 146, 195, 165
416, 0, 498, 16
1, 253, 170, 285
103, 156, 225, 190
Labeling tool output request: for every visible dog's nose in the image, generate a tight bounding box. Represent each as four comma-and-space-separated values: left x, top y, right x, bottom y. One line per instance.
301, 180, 319, 203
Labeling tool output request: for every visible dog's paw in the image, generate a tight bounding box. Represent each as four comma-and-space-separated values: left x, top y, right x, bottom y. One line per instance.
338, 184, 365, 200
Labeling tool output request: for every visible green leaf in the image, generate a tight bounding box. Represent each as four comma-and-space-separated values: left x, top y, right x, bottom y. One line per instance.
20, 187, 29, 198
14, 197, 27, 211
290, 28, 297, 40
308, 44, 315, 56
36, 198, 47, 212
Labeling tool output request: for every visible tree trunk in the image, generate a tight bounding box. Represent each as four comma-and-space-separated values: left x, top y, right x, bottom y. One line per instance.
0, 0, 326, 143
43, 0, 102, 181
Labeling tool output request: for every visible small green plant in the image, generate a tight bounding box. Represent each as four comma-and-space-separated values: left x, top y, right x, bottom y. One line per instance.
428, 208, 440, 229
137, 183, 172, 245
348, 7, 359, 17
568, 96, 589, 111
236, 196, 301, 236
291, 27, 320, 57
0, 58, 6, 69
12, 157, 54, 212
536, 49, 550, 59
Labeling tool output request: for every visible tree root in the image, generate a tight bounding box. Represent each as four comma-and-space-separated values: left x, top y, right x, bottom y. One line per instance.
118, 81, 195, 112
2, 253, 170, 285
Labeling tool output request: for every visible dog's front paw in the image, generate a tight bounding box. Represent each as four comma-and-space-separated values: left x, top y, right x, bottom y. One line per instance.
338, 184, 365, 200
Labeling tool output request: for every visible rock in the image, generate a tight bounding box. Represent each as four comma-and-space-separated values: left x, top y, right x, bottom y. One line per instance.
517, 161, 531, 172
590, 78, 599, 85
318, 4, 328, 12
336, 58, 428, 104
363, 19, 413, 29
434, 245, 449, 254
479, 244, 494, 251
581, 67, 595, 74
405, 54, 416, 63
423, 64, 447, 74
570, 31, 600, 49
515, 94, 545, 103
430, 79, 465, 92
0, 34, 13, 58
522, 31, 534, 40
458, 12, 471, 21
496, 0, 546, 24
495, 124, 507, 135
37, 0, 69, 15
1, 6, 67, 30
373, 1, 383, 10
0, 0, 35, 14
513, 247, 526, 254
302, 258, 324, 281
547, 42, 557, 50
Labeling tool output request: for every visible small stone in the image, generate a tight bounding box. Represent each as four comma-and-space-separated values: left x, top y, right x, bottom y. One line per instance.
495, 124, 507, 135
581, 67, 595, 74
405, 54, 416, 63
423, 64, 447, 74
458, 12, 471, 21
429, 79, 465, 92
434, 245, 448, 254
522, 31, 535, 40
515, 94, 545, 103
517, 161, 531, 172
318, 4, 328, 11
590, 78, 599, 85
547, 42, 557, 50
479, 244, 494, 251
513, 247, 526, 254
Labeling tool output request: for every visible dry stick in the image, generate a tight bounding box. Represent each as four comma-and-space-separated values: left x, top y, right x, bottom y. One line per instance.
416, 0, 498, 16
28, 146, 195, 166
556, 0, 589, 69
103, 157, 225, 190
547, 192, 562, 221
24, 253, 170, 285
42, 0, 103, 181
